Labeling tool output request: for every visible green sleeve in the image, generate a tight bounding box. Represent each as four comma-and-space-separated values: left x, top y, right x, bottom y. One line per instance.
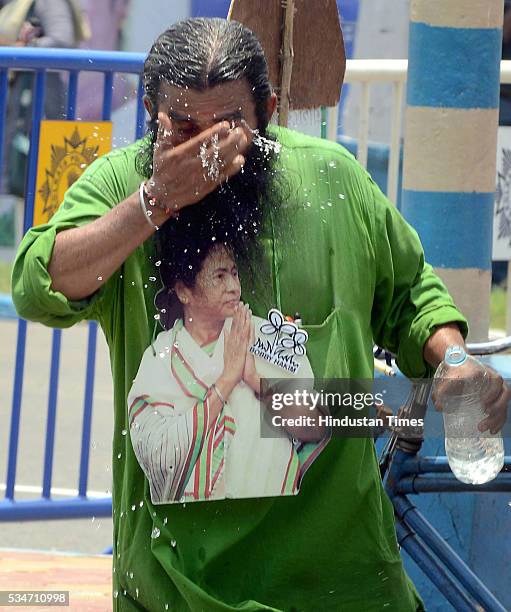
11, 155, 129, 328
368, 176, 468, 378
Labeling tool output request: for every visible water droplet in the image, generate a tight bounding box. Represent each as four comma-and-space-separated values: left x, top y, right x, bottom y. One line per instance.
97, 276, 103, 280
154, 314, 160, 320
139, 500, 144, 507
338, 193, 345, 200
117, 452, 122, 459
113, 590, 119, 599
163, 517, 168, 525
328, 161, 336, 168
165, 605, 169, 610
121, 429, 127, 436
149, 276, 157, 282
131, 504, 136, 511
155, 260, 161, 267
151, 527, 161, 539
170, 539, 177, 548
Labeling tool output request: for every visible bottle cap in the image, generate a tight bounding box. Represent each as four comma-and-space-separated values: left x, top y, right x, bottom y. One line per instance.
445, 345, 467, 366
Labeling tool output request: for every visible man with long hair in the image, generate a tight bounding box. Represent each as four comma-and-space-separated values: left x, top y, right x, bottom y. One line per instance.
12, 17, 508, 611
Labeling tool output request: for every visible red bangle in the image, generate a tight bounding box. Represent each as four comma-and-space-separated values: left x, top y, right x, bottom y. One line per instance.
143, 181, 177, 217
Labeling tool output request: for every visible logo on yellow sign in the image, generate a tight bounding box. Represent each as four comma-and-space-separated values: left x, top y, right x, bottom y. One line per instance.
33, 121, 112, 226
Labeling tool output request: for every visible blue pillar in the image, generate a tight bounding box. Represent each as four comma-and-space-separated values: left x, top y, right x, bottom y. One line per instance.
402, 0, 503, 342
400, 3, 508, 609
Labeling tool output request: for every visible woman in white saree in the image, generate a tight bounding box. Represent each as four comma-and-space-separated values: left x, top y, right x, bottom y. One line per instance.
128, 244, 329, 504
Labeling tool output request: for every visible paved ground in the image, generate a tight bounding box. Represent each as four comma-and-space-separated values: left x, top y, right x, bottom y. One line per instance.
0, 549, 111, 611
0, 319, 114, 555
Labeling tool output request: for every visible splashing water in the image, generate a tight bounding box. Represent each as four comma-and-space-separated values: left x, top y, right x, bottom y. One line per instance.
241, 120, 282, 156
200, 133, 221, 181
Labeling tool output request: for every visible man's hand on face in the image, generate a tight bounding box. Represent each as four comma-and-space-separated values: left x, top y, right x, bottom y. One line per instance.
148, 112, 251, 217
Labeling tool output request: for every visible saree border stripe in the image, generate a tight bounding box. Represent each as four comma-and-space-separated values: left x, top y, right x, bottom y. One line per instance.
176, 400, 209, 500
203, 415, 216, 498
173, 346, 209, 396
128, 395, 176, 427
211, 457, 224, 491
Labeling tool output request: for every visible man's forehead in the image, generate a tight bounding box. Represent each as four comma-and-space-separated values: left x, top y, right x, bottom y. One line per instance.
157, 81, 254, 119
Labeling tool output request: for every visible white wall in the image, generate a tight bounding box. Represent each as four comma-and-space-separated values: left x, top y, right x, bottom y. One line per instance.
342, 0, 410, 144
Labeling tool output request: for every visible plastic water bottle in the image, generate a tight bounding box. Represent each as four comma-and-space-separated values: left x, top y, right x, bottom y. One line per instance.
433, 345, 504, 485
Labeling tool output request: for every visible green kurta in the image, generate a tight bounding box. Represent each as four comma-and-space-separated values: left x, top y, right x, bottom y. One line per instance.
12, 126, 467, 611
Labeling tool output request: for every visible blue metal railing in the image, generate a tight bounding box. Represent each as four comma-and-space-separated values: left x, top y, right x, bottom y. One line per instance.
0, 47, 146, 521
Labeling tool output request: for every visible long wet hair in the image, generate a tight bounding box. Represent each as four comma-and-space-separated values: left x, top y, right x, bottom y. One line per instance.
136, 17, 273, 177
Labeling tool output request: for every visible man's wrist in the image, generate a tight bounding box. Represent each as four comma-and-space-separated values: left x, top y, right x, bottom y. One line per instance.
137, 182, 174, 230
423, 322, 465, 369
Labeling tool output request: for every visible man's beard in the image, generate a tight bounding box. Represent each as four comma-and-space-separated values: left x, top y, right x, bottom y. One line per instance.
155, 132, 282, 279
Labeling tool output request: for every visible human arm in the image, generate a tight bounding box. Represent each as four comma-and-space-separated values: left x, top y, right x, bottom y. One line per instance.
369, 177, 468, 378
47, 191, 164, 300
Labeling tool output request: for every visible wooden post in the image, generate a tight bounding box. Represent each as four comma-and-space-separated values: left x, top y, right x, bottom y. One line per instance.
278, 0, 295, 127
228, 0, 345, 116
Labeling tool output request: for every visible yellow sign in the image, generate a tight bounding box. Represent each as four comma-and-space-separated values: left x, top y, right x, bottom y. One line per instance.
33, 121, 112, 226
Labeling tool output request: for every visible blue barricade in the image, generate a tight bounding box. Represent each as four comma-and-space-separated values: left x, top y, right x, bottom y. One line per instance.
0, 48, 146, 521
